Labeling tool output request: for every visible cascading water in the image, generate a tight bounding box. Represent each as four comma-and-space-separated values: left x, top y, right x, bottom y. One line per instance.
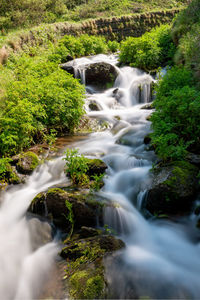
1, 53, 200, 299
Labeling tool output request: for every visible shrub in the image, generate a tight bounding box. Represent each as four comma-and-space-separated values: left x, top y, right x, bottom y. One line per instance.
150, 66, 200, 160
0, 53, 85, 156
119, 24, 175, 71
63, 148, 90, 186
52, 34, 109, 63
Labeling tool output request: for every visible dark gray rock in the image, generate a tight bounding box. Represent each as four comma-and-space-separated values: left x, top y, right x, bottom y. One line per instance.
144, 161, 199, 215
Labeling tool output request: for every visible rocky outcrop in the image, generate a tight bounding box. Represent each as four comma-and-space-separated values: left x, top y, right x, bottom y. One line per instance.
29, 188, 105, 231
61, 230, 125, 299
144, 161, 199, 215
85, 62, 118, 88
15, 151, 40, 174
61, 61, 118, 89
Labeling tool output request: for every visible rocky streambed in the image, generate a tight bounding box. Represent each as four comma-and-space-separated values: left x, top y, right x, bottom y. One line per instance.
1, 54, 200, 299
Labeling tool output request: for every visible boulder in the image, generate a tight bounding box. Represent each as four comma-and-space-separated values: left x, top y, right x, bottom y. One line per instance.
16, 151, 40, 174
60, 233, 125, 299
144, 161, 200, 215
29, 188, 104, 231
86, 159, 107, 178
61, 61, 118, 89
141, 103, 153, 110
61, 234, 125, 260
88, 101, 101, 111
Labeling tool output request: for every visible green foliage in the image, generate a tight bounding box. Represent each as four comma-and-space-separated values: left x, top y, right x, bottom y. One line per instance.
0, 157, 20, 184
172, 1, 200, 79
0, 0, 67, 31
150, 66, 200, 160
51, 34, 110, 63
107, 40, 120, 53
0, 53, 85, 156
64, 200, 74, 238
119, 24, 175, 70
84, 275, 104, 299
63, 149, 90, 186
172, 0, 200, 43
0, 157, 12, 178
65, 0, 187, 22
90, 174, 105, 191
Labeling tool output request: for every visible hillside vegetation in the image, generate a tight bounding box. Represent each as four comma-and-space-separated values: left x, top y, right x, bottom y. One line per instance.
0, 0, 189, 31
150, 0, 200, 161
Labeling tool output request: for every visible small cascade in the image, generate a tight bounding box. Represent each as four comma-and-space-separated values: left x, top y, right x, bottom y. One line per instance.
1, 53, 200, 299
0, 158, 66, 299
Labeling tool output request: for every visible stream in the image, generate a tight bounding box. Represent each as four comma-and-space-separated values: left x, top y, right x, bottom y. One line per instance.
1, 54, 200, 299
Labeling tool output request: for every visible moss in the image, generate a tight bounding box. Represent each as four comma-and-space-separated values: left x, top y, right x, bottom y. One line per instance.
17, 151, 40, 174
84, 275, 104, 299
47, 188, 66, 195
0, 161, 21, 185
30, 192, 46, 215
23, 151, 39, 170
69, 269, 105, 299
165, 161, 198, 189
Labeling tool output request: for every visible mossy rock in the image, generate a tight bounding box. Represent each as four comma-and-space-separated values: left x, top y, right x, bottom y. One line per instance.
0, 161, 21, 187
29, 188, 104, 231
145, 161, 199, 215
16, 151, 40, 174
86, 158, 107, 178
61, 234, 125, 260
61, 234, 125, 299
69, 268, 105, 299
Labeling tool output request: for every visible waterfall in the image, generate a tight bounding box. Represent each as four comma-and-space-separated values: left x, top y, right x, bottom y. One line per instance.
1, 54, 200, 299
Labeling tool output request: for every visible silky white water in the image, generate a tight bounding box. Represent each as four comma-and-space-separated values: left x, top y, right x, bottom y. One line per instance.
0, 54, 200, 299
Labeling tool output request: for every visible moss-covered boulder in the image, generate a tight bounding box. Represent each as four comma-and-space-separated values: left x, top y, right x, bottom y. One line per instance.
86, 159, 107, 178
144, 161, 200, 215
61, 233, 125, 299
16, 151, 40, 174
29, 188, 104, 231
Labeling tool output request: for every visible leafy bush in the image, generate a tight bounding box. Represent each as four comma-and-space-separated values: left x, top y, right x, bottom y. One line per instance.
50, 35, 110, 63
108, 40, 120, 53
172, 0, 200, 44
119, 24, 175, 70
150, 66, 200, 160
63, 148, 90, 186
0, 54, 85, 156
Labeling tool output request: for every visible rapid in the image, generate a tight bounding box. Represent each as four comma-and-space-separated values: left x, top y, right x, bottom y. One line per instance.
1, 54, 200, 299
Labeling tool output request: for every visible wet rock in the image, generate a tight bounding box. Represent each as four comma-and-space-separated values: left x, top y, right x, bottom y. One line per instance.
144, 134, 151, 144
60, 63, 75, 76
61, 61, 118, 89
16, 151, 40, 175
84, 62, 118, 89
112, 88, 124, 102
29, 188, 104, 231
61, 234, 125, 260
141, 103, 153, 109
77, 226, 100, 238
145, 161, 199, 215
61, 233, 125, 299
88, 101, 101, 111
86, 159, 107, 178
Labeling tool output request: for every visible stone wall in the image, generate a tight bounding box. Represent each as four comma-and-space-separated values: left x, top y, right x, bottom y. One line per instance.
77, 9, 179, 41
1, 8, 180, 59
